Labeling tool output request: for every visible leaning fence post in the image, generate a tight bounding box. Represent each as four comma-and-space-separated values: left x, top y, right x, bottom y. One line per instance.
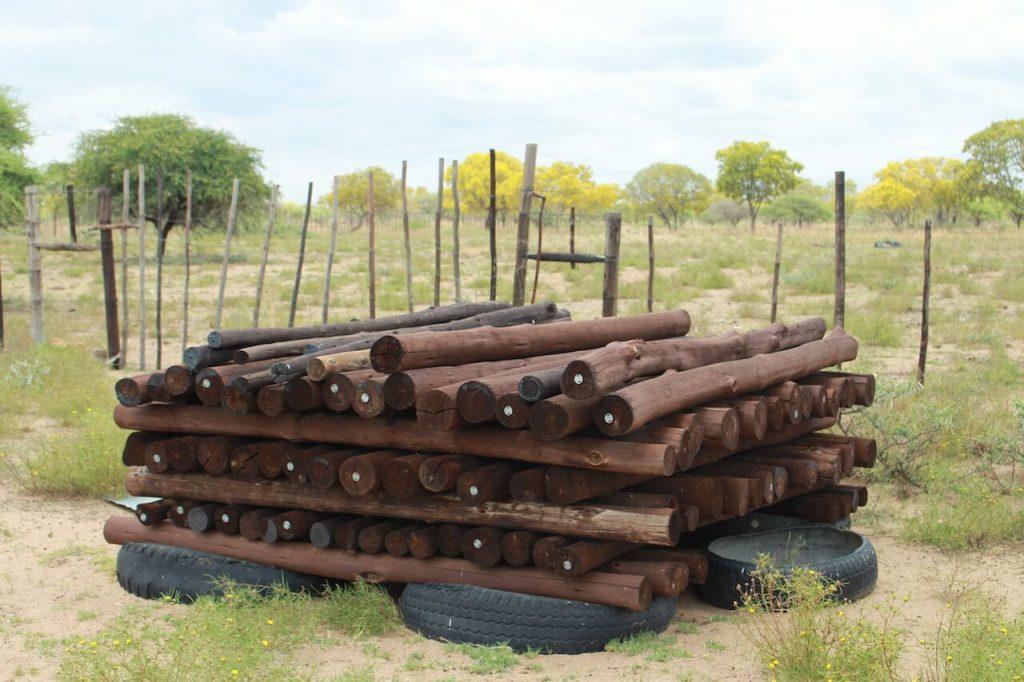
215, 178, 241, 329
433, 157, 444, 307
66, 184, 78, 244
834, 171, 846, 330
452, 160, 462, 302
646, 215, 655, 313
97, 188, 121, 368
25, 185, 43, 343
401, 161, 414, 313
252, 184, 279, 327
602, 212, 621, 318
288, 181, 313, 328
368, 171, 377, 319
917, 219, 932, 386
770, 221, 784, 323
322, 176, 340, 324
488, 148, 497, 301
512, 144, 538, 306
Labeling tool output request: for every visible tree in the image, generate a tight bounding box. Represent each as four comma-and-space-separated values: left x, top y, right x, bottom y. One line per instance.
318, 166, 400, 229
534, 161, 619, 214
859, 177, 917, 226
444, 151, 523, 221
72, 114, 268, 256
762, 193, 831, 226
625, 163, 712, 228
963, 119, 1024, 228
715, 141, 803, 232
859, 158, 964, 227
0, 86, 38, 226
701, 198, 746, 227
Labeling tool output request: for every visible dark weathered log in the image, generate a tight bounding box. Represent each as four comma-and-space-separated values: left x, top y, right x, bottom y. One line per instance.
183, 346, 236, 372
125, 470, 681, 545
144, 436, 201, 474
624, 548, 708, 585
562, 319, 826, 400
213, 504, 254, 535
198, 437, 262, 475
331, 517, 379, 552
114, 404, 677, 476
385, 523, 427, 557
415, 384, 463, 430
166, 435, 205, 473
253, 441, 294, 479
209, 301, 512, 348
457, 358, 576, 424
381, 453, 431, 499
793, 433, 876, 469
166, 499, 200, 528
529, 393, 606, 441
104, 516, 651, 610
495, 393, 531, 429
458, 462, 523, 503
256, 383, 288, 417
518, 366, 566, 403
340, 450, 403, 496
632, 477, 723, 520
545, 468, 652, 506
532, 536, 569, 569
605, 559, 688, 598
135, 500, 170, 525
691, 462, 782, 505
500, 530, 540, 567
799, 373, 857, 408
461, 526, 505, 567
115, 374, 153, 407
597, 331, 858, 436
146, 372, 174, 403
284, 377, 323, 412
309, 516, 358, 548
692, 417, 836, 467
509, 467, 548, 502
406, 526, 440, 559
590, 491, 679, 510
309, 449, 365, 490
436, 524, 465, 558
553, 540, 639, 577
186, 503, 222, 532
372, 309, 692, 374
282, 444, 342, 485
239, 509, 277, 541
419, 454, 484, 493
123, 431, 173, 466
163, 365, 194, 397
322, 369, 383, 413
358, 519, 405, 554
732, 453, 818, 489
765, 493, 845, 524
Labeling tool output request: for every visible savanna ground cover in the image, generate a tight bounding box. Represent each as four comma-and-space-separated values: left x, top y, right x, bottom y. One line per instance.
0, 212, 1021, 681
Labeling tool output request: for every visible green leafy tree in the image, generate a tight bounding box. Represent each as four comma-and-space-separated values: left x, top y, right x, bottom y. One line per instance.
72, 113, 268, 256
963, 119, 1024, 227
762, 193, 831, 226
0, 85, 39, 226
318, 166, 400, 229
701, 197, 746, 227
714, 141, 803, 232
625, 163, 712, 228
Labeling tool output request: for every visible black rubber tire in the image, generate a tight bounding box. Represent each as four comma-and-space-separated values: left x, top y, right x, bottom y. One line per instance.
116, 542, 335, 603
680, 512, 852, 547
698, 527, 877, 610
399, 583, 676, 654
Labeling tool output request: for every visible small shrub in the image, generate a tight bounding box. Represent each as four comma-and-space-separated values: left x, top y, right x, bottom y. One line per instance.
321, 580, 400, 637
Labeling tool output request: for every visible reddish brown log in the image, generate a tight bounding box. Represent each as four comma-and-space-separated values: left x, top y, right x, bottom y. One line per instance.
462, 526, 506, 567
415, 384, 463, 430
114, 404, 678, 477
144, 436, 201, 474
146, 373, 175, 403
256, 384, 287, 417
381, 453, 431, 499
652, 412, 705, 453
495, 393, 531, 429
509, 467, 548, 502
282, 444, 342, 485
561, 319, 826, 399
406, 526, 440, 559
696, 407, 741, 451
135, 500, 170, 525
194, 358, 282, 406
766, 494, 845, 524
239, 508, 277, 541
436, 524, 465, 558
553, 540, 639, 577
371, 310, 692, 373
625, 548, 708, 585
532, 536, 569, 569
605, 560, 688, 597
213, 504, 254, 535
802, 371, 875, 406
198, 437, 260, 475
340, 450, 404, 496
115, 373, 153, 407
351, 377, 390, 418
166, 499, 200, 528
691, 462, 783, 505
306, 350, 373, 381
765, 381, 804, 424
632, 477, 724, 520
799, 384, 829, 418
358, 519, 406, 554
529, 393, 605, 441
800, 374, 856, 408
761, 395, 788, 431
163, 364, 195, 397
384, 523, 426, 557
321, 369, 381, 412
104, 516, 651, 610
732, 453, 818, 488
331, 517, 379, 552
458, 462, 523, 503
284, 377, 323, 412
590, 491, 679, 510
709, 398, 768, 440
418, 454, 485, 493
456, 358, 575, 424
309, 516, 359, 548
221, 383, 258, 415
500, 530, 540, 567
545, 468, 651, 506
793, 433, 877, 468
309, 449, 365, 490
691, 417, 837, 467
123, 431, 173, 466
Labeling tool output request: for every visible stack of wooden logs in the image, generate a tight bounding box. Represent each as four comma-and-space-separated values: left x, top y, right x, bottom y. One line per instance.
104, 302, 876, 612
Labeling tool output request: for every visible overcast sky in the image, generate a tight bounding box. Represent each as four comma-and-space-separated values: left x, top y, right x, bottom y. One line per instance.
3, 0, 1020, 201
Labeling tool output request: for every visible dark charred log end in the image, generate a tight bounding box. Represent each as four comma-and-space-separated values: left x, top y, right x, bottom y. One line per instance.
284, 379, 319, 412
560, 360, 596, 400
221, 385, 254, 415
495, 394, 529, 429
370, 336, 403, 373
595, 395, 632, 436
186, 506, 214, 533
527, 401, 569, 441
195, 371, 224, 406
262, 519, 280, 544
517, 376, 542, 403
456, 382, 496, 424
231, 350, 251, 364
257, 384, 287, 417
207, 331, 224, 348
382, 373, 415, 410
115, 378, 145, 407
146, 374, 173, 403
182, 347, 202, 370
351, 382, 386, 418
163, 366, 194, 396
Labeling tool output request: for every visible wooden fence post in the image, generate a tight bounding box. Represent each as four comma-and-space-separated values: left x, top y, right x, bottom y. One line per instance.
66, 184, 77, 243
917, 219, 932, 386
569, 206, 576, 270
452, 160, 462, 302
512, 144, 538, 306
647, 216, 654, 313
602, 212, 622, 318
770, 221, 784, 323
252, 184, 279, 327
182, 169, 193, 354
121, 169, 129, 365
137, 165, 146, 369
0, 249, 5, 351
155, 168, 164, 367
97, 188, 121, 368
434, 157, 444, 307
322, 175, 341, 324
368, 171, 376, 319
288, 182, 313, 328
215, 178, 241, 329
834, 171, 846, 330
401, 160, 413, 313
25, 185, 43, 343
488, 149, 497, 301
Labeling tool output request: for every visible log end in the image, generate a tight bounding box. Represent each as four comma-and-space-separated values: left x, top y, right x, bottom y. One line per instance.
382, 373, 415, 411
595, 394, 634, 436
370, 335, 403, 374
456, 381, 497, 424
560, 360, 596, 400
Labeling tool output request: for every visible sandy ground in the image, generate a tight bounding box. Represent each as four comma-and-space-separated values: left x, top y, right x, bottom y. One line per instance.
2, 479, 1022, 681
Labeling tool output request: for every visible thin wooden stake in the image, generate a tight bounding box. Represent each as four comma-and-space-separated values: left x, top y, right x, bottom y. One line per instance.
569, 206, 576, 270
252, 184, 279, 327
97, 188, 120, 368
121, 169, 129, 365
368, 171, 376, 319
322, 176, 341, 324
288, 182, 313, 328
155, 168, 164, 368
401, 160, 413, 313
66, 184, 77, 243
452, 160, 462, 302
25, 185, 42, 343
0, 249, 5, 351
770, 221, 784, 323
647, 215, 654, 312
182, 169, 193, 355
917, 219, 932, 386
602, 212, 622, 318
215, 178, 241, 329
488, 149, 497, 301
834, 171, 846, 329
137, 166, 146, 369
434, 157, 444, 307
512, 144, 538, 306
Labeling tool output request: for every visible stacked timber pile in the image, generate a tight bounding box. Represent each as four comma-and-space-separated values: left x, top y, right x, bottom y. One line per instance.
104, 302, 876, 612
